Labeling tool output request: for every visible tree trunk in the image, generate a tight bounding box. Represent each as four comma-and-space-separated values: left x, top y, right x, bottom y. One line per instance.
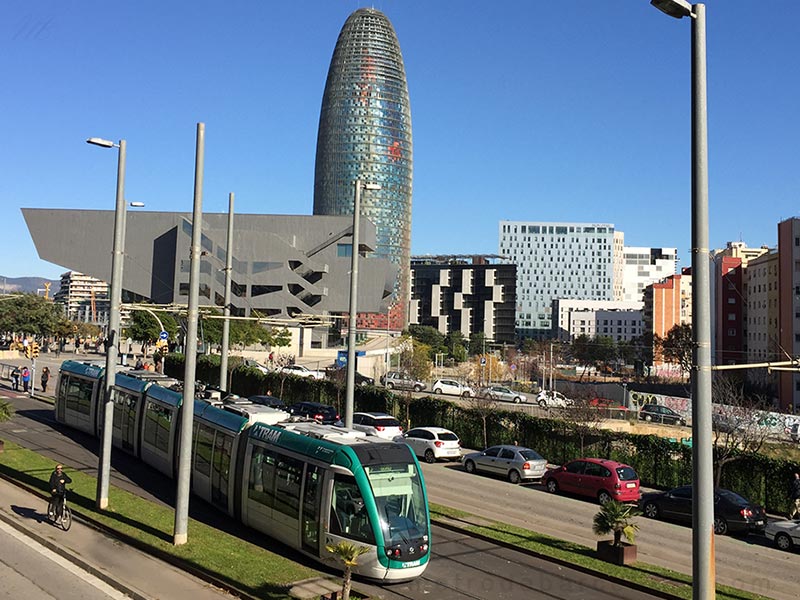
342, 565, 352, 600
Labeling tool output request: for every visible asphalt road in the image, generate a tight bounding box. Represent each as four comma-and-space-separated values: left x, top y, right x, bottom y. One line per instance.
0, 383, 662, 600
421, 460, 797, 600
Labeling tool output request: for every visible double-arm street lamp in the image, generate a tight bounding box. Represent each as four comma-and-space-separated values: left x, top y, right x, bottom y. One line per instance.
650, 2, 714, 598
344, 180, 381, 428
87, 136, 143, 510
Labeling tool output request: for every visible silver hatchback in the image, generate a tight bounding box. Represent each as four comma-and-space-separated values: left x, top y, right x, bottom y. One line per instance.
463, 445, 548, 484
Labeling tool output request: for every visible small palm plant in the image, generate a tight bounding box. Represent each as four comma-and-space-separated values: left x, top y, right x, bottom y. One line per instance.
326, 540, 369, 600
0, 400, 14, 452
592, 500, 640, 547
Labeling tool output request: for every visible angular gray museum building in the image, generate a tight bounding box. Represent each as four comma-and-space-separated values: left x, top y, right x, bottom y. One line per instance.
313, 8, 413, 331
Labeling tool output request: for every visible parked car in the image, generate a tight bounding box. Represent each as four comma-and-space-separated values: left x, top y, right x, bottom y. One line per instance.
279, 364, 326, 380
544, 458, 640, 504
395, 427, 462, 463
431, 379, 474, 397
247, 394, 285, 409
765, 519, 800, 550
242, 359, 271, 374
639, 404, 687, 426
381, 371, 426, 392
480, 385, 527, 404
351, 412, 403, 440
640, 485, 766, 535
536, 390, 572, 408
462, 445, 548, 484
789, 422, 800, 442
287, 401, 342, 425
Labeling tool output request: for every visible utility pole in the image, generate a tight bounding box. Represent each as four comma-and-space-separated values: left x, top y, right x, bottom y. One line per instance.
219, 192, 234, 392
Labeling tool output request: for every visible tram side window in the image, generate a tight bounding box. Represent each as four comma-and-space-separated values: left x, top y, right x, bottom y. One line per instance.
248, 445, 276, 508
195, 423, 215, 476
65, 377, 94, 415
273, 455, 302, 518
330, 475, 374, 544
143, 401, 172, 453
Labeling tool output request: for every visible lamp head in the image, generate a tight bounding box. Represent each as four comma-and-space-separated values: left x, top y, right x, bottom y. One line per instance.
650, 0, 693, 18
363, 183, 381, 191
129, 202, 145, 208
86, 137, 116, 148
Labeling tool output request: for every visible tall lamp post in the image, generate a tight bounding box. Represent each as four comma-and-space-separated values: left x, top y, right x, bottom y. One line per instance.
650, 2, 713, 598
345, 180, 381, 428
220, 193, 234, 392
86, 136, 127, 510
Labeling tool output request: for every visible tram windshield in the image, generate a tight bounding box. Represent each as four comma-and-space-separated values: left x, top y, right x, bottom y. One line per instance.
364, 463, 428, 546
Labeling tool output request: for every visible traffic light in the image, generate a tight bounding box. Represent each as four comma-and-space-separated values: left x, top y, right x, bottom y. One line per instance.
25, 345, 32, 359
31, 342, 40, 359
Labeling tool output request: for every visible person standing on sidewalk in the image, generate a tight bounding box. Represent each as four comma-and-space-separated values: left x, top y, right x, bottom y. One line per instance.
790, 473, 800, 519
40, 367, 51, 393
21, 366, 31, 393
11, 366, 20, 391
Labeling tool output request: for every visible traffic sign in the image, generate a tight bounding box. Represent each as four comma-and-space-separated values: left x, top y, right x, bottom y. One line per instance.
510, 364, 517, 371
480, 357, 486, 366
159, 330, 168, 340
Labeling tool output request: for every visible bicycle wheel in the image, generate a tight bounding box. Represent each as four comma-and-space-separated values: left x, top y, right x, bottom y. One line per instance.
61, 505, 72, 531
47, 500, 55, 523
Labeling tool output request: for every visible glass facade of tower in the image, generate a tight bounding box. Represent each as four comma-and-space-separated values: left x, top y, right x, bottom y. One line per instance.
313, 8, 413, 329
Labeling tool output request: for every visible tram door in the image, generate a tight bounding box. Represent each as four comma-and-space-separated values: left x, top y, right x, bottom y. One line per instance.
211, 432, 233, 511
301, 465, 322, 554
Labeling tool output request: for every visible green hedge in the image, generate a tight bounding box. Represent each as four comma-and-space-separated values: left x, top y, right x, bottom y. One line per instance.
164, 353, 797, 515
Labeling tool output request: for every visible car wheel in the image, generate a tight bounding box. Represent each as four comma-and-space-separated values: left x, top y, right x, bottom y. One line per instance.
775, 532, 794, 551
643, 502, 660, 519
424, 449, 436, 464
713, 517, 729, 535
433, 388, 442, 394
413, 384, 423, 392
680, 419, 687, 427
462, 391, 471, 398
545, 479, 559, 494
513, 397, 521, 404
508, 470, 521, 485
644, 414, 653, 422
386, 382, 394, 390
538, 399, 547, 408
464, 460, 476, 474
598, 490, 613, 505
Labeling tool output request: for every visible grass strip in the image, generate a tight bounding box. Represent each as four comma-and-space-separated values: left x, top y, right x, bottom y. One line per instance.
0, 442, 319, 600
430, 504, 772, 600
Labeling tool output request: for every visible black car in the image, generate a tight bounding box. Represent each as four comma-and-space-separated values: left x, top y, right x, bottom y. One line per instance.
640, 485, 766, 535
326, 368, 374, 387
287, 401, 342, 425
638, 404, 687, 426
248, 394, 286, 409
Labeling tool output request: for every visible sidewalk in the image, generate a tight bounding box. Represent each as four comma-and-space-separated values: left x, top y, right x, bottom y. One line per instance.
0, 476, 236, 600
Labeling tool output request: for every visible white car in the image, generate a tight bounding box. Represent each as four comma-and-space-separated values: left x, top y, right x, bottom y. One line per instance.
431, 379, 474, 397
395, 427, 462, 463
352, 412, 403, 440
765, 519, 800, 551
536, 390, 573, 408
279, 364, 325, 380
242, 359, 271, 374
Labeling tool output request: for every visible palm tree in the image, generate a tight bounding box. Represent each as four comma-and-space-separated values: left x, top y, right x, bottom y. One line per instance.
592, 500, 640, 547
325, 540, 369, 600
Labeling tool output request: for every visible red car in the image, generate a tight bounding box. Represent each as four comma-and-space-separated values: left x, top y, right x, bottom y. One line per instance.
544, 458, 640, 504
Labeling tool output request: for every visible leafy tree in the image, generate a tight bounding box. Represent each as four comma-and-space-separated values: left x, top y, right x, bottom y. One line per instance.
396, 337, 432, 429
468, 332, 486, 357
0, 293, 69, 337
661, 324, 693, 380
592, 500, 640, 547
128, 310, 179, 347
407, 324, 446, 358
326, 540, 369, 600
444, 330, 468, 362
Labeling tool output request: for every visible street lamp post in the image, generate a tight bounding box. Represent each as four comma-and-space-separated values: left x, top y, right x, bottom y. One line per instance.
650, 2, 714, 598
345, 180, 381, 428
86, 136, 126, 510
220, 193, 234, 392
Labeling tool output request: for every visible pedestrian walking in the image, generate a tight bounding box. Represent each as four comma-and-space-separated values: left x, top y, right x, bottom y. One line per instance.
11, 366, 20, 391
21, 366, 31, 393
41, 367, 51, 393
790, 473, 800, 520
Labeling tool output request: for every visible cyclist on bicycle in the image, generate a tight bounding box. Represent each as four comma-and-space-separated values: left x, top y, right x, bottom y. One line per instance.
49, 464, 72, 520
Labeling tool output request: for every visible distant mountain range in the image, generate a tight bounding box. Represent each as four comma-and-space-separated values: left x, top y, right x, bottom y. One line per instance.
1, 276, 60, 296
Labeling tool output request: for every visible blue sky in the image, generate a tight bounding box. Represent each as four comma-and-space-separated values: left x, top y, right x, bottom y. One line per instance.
2, 1, 798, 280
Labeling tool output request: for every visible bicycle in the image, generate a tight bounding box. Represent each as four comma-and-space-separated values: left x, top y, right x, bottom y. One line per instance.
47, 490, 72, 531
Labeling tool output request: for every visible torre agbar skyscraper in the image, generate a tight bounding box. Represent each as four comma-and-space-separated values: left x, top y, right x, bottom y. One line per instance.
313, 8, 413, 330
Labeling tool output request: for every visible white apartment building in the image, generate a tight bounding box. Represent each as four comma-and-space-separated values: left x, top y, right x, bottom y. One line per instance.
552, 299, 644, 342
745, 249, 779, 364
499, 221, 619, 337
621, 247, 678, 302
53, 271, 110, 324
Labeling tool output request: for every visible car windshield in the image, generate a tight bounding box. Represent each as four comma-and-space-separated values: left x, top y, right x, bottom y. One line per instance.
437, 432, 458, 441
717, 489, 748, 505
364, 463, 428, 547
519, 449, 543, 461
616, 466, 638, 481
